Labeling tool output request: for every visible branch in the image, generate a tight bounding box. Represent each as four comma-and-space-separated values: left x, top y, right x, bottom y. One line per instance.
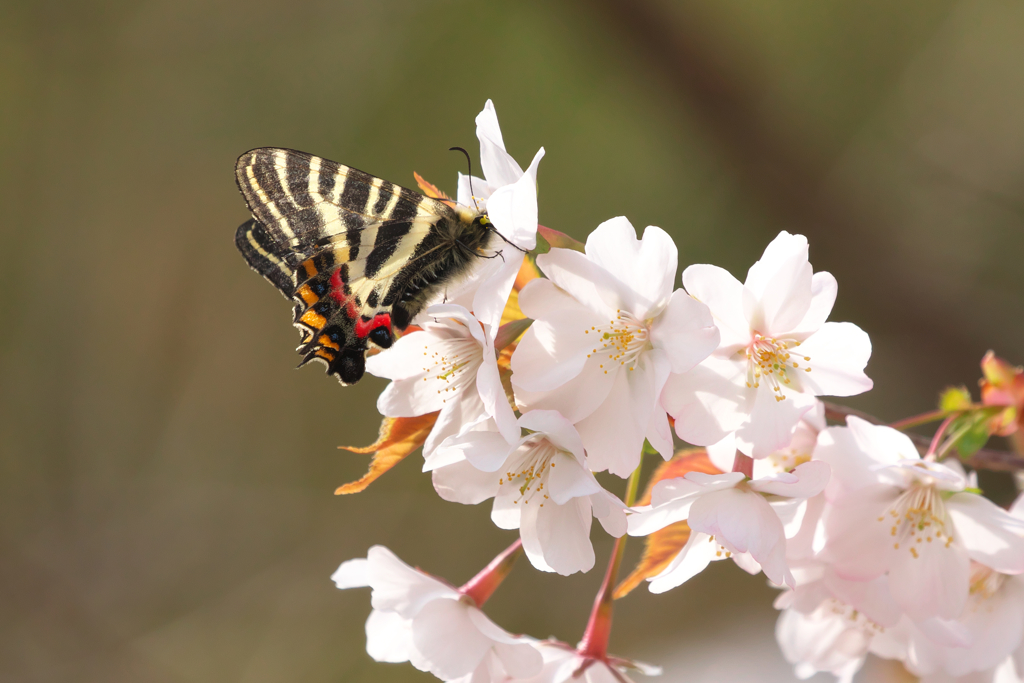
822, 401, 1024, 472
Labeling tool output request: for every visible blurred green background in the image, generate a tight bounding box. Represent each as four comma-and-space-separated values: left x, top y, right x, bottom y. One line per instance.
2, 0, 1023, 681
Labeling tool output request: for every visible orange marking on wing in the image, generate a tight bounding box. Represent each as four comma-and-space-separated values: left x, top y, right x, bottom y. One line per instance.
318, 334, 341, 351
297, 284, 319, 306
315, 348, 335, 360
302, 260, 318, 278
301, 310, 327, 329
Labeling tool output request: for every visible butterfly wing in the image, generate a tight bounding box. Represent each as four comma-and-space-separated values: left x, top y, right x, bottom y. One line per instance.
235, 147, 463, 385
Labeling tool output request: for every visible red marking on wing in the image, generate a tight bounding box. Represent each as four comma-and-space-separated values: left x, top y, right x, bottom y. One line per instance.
329, 269, 359, 319
356, 313, 392, 339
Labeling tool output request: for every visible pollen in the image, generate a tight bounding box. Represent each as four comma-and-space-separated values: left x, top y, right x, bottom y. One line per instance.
744, 334, 811, 400
879, 482, 954, 561
581, 310, 652, 373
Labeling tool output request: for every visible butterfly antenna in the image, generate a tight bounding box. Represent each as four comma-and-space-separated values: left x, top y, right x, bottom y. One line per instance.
449, 146, 480, 212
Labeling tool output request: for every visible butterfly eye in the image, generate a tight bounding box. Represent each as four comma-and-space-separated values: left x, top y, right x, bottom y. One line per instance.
369, 326, 393, 349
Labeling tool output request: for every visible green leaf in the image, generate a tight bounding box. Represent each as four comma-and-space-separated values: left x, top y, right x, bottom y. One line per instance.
954, 417, 992, 458
939, 386, 972, 412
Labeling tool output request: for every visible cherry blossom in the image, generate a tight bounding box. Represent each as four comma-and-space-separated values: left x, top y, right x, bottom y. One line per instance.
627, 460, 830, 589
514, 641, 661, 683
332, 545, 542, 682
815, 417, 1024, 622
510, 216, 719, 476
425, 410, 627, 576
445, 99, 545, 332
662, 231, 872, 459
774, 566, 900, 683
366, 304, 518, 457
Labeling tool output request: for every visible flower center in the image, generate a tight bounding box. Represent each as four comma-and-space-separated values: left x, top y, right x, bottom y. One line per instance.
822, 597, 885, 636
498, 437, 558, 507
878, 483, 953, 558
422, 338, 482, 404
584, 310, 651, 374
744, 334, 812, 401
969, 562, 1005, 601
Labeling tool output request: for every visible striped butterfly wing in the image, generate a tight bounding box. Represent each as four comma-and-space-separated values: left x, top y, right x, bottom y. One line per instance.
235, 147, 459, 385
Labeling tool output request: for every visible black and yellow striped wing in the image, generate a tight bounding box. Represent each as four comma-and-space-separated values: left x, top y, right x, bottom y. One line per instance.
234, 147, 488, 385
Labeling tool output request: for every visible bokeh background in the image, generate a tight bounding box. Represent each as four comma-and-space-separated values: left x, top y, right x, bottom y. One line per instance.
2, 0, 1023, 681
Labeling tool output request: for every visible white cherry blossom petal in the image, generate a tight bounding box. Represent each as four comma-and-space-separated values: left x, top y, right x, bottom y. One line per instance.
749, 460, 831, 499
475, 99, 522, 187
649, 288, 720, 374
365, 609, 417, 664
735, 383, 815, 458
794, 322, 873, 397
648, 531, 717, 593
682, 263, 750, 350
584, 218, 677, 319
332, 558, 370, 589
521, 495, 595, 575
948, 494, 1024, 574
790, 271, 838, 338
750, 245, 813, 335
534, 248, 624, 319
412, 599, 497, 680
432, 458, 502, 505
662, 356, 749, 446
887, 528, 970, 621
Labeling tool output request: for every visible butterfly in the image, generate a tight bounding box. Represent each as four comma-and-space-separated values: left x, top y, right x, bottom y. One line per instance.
235, 147, 502, 385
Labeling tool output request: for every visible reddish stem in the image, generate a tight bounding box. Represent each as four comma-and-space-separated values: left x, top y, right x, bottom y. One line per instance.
732, 452, 754, 478
459, 539, 523, 608
578, 535, 626, 659
926, 414, 958, 461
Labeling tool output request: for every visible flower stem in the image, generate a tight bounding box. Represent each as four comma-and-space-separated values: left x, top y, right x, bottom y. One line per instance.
889, 409, 953, 431
926, 414, 958, 461
732, 452, 754, 478
578, 455, 644, 660
459, 539, 523, 608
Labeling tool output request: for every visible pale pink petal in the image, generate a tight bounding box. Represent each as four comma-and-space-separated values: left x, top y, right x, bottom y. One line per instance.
662, 357, 749, 446
584, 218, 677, 319
517, 410, 586, 460
682, 263, 750, 350
688, 487, 792, 586
590, 489, 628, 537
456, 172, 488, 207
332, 558, 370, 589
790, 271, 838, 338
491, 491, 522, 531
736, 385, 814, 458
521, 496, 594, 575
475, 332, 519, 445
823, 570, 903, 628
475, 100, 522, 187
365, 546, 457, 617
755, 248, 813, 336
794, 322, 873, 397
648, 531, 718, 593
574, 366, 647, 477
744, 231, 809, 298
412, 599, 493, 679
949, 494, 1024, 574
627, 498, 695, 537
823, 485, 901, 581
534, 248, 623, 319
423, 389, 488, 457
888, 530, 970, 621
750, 460, 831, 499
431, 460, 501, 505
645, 403, 675, 461
649, 289, 720, 374
546, 451, 601, 505
492, 641, 544, 679
365, 609, 416, 664
513, 352, 617, 422
705, 433, 739, 472
430, 428, 511, 473
947, 577, 1024, 676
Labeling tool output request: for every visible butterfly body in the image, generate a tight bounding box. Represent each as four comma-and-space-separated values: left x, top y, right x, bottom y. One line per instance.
235, 147, 497, 385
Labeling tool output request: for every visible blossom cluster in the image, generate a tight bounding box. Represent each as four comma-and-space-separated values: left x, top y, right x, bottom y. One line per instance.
329, 101, 1024, 683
